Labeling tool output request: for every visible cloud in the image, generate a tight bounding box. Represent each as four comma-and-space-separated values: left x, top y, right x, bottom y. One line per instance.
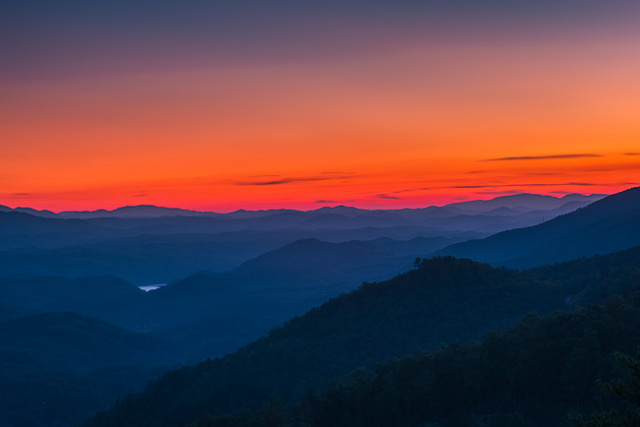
624, 152, 640, 156
449, 182, 598, 189
482, 154, 603, 162
381, 182, 605, 196
235, 177, 325, 186
376, 194, 400, 200
10, 192, 36, 197
233, 173, 355, 186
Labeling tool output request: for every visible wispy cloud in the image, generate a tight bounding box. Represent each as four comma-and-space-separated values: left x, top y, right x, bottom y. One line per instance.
372, 182, 605, 196
234, 173, 355, 186
450, 182, 598, 189
482, 154, 603, 162
376, 194, 400, 200
235, 178, 315, 186
624, 152, 640, 156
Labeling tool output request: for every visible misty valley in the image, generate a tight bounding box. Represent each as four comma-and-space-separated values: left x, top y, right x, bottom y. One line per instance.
2, 189, 640, 427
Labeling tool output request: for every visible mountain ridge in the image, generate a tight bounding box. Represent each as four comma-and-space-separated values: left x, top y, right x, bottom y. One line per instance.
434, 186, 640, 267
1, 193, 606, 219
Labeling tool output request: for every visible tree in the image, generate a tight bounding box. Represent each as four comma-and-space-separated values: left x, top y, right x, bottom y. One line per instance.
573, 349, 640, 427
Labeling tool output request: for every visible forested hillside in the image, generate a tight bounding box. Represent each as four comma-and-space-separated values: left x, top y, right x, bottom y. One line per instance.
83, 247, 640, 427
188, 289, 640, 427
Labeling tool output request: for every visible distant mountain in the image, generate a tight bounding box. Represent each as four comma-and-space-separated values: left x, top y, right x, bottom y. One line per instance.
0, 211, 113, 250
435, 186, 640, 268
58, 205, 215, 219
0, 211, 103, 235
3, 192, 603, 223
236, 238, 399, 278
0, 191, 606, 283
228, 235, 464, 294
11, 206, 59, 218
443, 193, 605, 214
0, 233, 291, 284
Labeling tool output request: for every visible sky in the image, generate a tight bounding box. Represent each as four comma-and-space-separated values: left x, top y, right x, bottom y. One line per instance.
1, 1, 640, 212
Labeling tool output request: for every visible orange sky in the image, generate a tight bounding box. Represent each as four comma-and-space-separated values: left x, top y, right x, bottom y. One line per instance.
1, 3, 639, 212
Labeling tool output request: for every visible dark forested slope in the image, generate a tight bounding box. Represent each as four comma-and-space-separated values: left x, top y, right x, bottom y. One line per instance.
222, 290, 640, 427
83, 257, 569, 427
83, 245, 640, 427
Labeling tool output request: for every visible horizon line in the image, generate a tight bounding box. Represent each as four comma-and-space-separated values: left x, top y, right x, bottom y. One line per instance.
0, 191, 611, 215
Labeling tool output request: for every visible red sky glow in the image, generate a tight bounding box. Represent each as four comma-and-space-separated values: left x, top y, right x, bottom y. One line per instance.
1, 1, 639, 212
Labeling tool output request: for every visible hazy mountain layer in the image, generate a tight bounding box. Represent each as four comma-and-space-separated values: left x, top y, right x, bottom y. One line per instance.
435, 186, 640, 268
0, 193, 604, 284
1, 193, 605, 220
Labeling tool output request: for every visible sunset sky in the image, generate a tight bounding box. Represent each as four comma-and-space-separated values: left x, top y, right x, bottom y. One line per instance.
2, 1, 639, 212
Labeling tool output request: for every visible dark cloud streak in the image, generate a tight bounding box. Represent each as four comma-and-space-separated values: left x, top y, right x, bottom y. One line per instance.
376, 194, 401, 200
234, 174, 355, 186
482, 154, 603, 162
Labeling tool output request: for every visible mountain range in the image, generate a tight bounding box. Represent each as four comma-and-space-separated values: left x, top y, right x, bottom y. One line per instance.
3, 188, 640, 427
1, 189, 637, 362
0, 193, 605, 220
0, 193, 605, 284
